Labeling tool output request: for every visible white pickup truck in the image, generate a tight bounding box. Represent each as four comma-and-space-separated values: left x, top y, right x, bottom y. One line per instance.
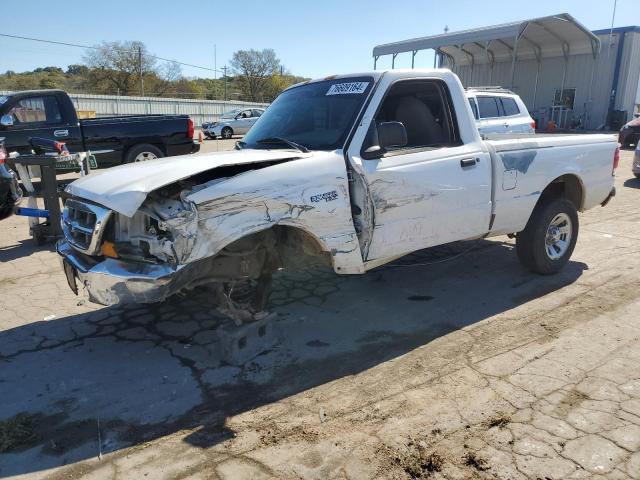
58, 69, 618, 312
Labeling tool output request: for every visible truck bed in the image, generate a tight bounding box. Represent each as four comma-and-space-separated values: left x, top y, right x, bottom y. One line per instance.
485, 132, 617, 236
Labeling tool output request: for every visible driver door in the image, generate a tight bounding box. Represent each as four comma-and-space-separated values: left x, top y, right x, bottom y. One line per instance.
234, 110, 253, 134
347, 72, 492, 264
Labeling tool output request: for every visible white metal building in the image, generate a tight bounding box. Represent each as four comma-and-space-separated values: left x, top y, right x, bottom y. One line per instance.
372, 14, 640, 130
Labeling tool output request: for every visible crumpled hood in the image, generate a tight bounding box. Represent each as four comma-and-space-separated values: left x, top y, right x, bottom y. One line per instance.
66, 149, 308, 217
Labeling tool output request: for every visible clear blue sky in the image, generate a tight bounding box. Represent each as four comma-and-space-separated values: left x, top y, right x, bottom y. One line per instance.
1, 0, 638, 79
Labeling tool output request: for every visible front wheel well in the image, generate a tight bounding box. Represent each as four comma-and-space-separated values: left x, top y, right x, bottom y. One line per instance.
538, 174, 584, 211
123, 142, 166, 163
205, 226, 332, 283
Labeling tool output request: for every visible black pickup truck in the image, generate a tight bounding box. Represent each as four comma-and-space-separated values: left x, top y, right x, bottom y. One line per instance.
0, 89, 199, 167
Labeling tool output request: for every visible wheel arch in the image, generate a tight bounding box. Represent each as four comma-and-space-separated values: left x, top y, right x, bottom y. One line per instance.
537, 173, 585, 212
122, 142, 167, 163
214, 223, 334, 273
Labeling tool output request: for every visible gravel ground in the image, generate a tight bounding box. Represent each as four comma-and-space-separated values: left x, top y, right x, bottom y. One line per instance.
0, 147, 639, 479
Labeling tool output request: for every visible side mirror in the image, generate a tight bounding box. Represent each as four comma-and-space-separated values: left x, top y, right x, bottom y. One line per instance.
0, 114, 13, 128
378, 121, 407, 149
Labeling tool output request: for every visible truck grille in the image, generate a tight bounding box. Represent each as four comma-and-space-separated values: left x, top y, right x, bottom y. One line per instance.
62, 199, 112, 256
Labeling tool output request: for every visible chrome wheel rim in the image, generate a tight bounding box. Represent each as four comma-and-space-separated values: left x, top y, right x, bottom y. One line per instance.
222, 129, 231, 139
134, 151, 157, 162
545, 213, 572, 260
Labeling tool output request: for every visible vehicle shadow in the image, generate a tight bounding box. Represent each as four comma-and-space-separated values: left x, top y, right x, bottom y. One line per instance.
0, 237, 55, 263
623, 177, 640, 189
0, 239, 587, 477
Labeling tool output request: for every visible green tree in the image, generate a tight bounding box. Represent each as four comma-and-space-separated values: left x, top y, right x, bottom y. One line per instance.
39, 76, 60, 89
84, 41, 157, 95
66, 64, 89, 76
230, 49, 281, 101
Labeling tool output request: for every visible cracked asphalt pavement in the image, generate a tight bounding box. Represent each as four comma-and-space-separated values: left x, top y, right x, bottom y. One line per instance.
0, 146, 639, 479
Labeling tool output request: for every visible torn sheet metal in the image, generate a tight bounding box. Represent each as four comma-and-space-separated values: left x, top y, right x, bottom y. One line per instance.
65, 149, 308, 217
178, 151, 365, 273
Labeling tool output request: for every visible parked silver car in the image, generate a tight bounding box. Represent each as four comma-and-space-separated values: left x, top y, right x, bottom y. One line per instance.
205, 108, 265, 139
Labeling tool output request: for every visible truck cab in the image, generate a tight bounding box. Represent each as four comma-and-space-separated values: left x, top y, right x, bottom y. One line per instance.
0, 89, 198, 166
0, 90, 84, 155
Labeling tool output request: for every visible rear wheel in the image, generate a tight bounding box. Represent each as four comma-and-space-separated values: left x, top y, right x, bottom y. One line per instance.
516, 198, 579, 274
221, 127, 233, 139
124, 144, 164, 163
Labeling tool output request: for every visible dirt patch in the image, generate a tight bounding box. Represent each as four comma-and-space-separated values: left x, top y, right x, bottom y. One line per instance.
258, 422, 319, 446
463, 451, 489, 471
0, 413, 36, 453
552, 389, 589, 416
482, 412, 511, 429
400, 450, 444, 478
378, 439, 445, 479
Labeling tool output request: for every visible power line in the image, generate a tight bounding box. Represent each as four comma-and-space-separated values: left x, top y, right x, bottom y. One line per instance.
0, 32, 223, 74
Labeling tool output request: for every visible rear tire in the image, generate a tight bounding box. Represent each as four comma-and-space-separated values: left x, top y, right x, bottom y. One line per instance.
516, 198, 578, 275
221, 127, 233, 140
124, 144, 164, 163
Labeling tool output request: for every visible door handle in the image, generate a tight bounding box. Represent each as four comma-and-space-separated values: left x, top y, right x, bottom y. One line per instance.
460, 157, 478, 168
54, 129, 69, 138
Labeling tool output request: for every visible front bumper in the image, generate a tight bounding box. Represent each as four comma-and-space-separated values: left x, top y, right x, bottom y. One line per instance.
600, 186, 616, 207
57, 240, 182, 305
207, 125, 224, 136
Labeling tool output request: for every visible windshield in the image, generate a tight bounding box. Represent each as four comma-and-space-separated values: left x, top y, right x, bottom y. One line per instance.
241, 77, 374, 151
221, 109, 241, 119
0, 96, 9, 106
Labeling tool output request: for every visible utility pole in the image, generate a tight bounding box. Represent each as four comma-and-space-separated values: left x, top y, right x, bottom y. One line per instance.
138, 46, 144, 96
214, 44, 217, 80
223, 65, 227, 101
608, 0, 618, 59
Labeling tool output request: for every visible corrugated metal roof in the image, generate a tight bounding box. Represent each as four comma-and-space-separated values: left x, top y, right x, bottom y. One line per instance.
592, 25, 640, 35
373, 13, 600, 66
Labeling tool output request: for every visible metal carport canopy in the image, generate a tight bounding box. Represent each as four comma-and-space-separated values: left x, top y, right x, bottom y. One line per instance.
372, 13, 600, 67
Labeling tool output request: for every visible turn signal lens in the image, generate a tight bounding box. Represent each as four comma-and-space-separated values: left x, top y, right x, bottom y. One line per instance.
102, 241, 119, 259
613, 146, 620, 173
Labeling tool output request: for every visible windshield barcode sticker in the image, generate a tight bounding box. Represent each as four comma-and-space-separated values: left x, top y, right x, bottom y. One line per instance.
326, 82, 369, 96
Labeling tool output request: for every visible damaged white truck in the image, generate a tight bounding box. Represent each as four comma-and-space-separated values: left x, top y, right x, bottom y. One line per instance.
57, 69, 619, 313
